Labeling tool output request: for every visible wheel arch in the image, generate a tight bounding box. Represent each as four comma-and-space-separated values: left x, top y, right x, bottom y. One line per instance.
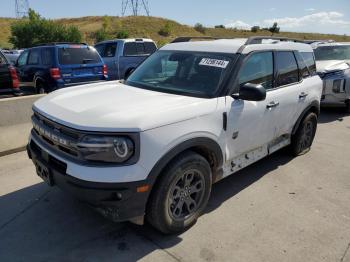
292, 100, 320, 135
147, 137, 224, 189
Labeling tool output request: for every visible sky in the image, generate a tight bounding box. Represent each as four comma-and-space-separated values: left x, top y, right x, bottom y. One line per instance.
1, 0, 350, 35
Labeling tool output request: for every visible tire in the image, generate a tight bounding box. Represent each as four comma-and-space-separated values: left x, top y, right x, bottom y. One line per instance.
345, 101, 350, 113
290, 112, 318, 156
36, 81, 47, 94
146, 151, 212, 234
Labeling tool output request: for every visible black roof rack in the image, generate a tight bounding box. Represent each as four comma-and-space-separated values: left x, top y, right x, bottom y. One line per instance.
171, 36, 304, 45
34, 42, 88, 47
171, 36, 220, 43
244, 36, 304, 45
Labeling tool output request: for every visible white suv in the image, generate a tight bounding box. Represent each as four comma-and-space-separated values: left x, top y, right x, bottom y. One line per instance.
313, 42, 350, 112
27, 36, 322, 234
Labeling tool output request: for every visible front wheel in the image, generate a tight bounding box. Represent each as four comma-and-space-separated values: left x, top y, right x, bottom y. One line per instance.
345, 101, 350, 113
146, 151, 212, 234
290, 112, 318, 156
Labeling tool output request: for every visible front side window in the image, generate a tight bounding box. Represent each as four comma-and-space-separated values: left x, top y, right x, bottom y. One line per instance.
314, 46, 350, 61
17, 50, 29, 66
126, 51, 234, 97
97, 43, 117, 58
239, 52, 273, 90
58, 47, 101, 65
275, 51, 299, 86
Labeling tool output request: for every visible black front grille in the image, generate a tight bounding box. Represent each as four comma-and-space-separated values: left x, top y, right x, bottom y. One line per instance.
32, 112, 80, 158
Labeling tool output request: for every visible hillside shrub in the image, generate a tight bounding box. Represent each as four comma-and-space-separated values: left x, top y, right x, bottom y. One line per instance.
194, 23, 206, 34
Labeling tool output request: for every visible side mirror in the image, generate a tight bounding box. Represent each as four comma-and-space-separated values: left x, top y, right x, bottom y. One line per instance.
232, 83, 266, 101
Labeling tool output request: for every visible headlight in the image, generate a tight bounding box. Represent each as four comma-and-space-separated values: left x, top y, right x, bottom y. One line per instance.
77, 135, 134, 163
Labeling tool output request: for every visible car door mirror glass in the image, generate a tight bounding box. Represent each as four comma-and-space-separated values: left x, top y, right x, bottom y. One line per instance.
232, 83, 266, 101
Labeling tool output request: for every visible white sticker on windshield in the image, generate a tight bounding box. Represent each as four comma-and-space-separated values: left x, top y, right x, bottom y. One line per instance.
199, 58, 229, 69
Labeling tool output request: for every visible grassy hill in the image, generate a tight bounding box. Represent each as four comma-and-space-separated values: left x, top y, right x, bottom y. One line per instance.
1, 15, 350, 48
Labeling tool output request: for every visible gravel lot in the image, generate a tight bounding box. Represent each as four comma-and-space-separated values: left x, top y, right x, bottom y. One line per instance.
0, 109, 349, 262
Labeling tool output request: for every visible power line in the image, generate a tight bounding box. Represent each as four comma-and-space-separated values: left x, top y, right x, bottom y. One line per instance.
121, 0, 150, 16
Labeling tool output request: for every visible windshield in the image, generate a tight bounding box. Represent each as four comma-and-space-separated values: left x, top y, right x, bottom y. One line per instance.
314, 46, 350, 61
125, 50, 235, 97
58, 47, 101, 65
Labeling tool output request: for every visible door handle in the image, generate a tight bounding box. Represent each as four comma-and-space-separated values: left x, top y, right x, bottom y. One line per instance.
266, 101, 280, 109
299, 92, 308, 98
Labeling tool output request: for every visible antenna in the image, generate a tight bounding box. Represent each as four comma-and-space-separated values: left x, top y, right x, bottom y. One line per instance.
121, 0, 150, 16
15, 0, 30, 18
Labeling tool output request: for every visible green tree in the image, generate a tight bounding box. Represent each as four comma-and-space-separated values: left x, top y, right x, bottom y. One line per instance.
268, 22, 280, 34
194, 23, 206, 34
251, 26, 260, 33
9, 9, 82, 48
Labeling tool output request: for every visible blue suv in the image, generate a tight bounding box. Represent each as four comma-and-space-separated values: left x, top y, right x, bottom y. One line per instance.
16, 43, 108, 93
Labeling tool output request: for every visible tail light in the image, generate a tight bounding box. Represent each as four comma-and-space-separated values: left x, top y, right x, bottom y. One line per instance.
9, 66, 19, 89
103, 64, 108, 78
50, 68, 61, 80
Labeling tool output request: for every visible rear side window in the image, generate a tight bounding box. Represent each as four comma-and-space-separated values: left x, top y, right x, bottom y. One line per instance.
96, 43, 117, 58
28, 49, 41, 65
58, 47, 101, 65
300, 52, 316, 75
275, 51, 299, 86
41, 48, 53, 65
124, 42, 156, 56
239, 51, 274, 90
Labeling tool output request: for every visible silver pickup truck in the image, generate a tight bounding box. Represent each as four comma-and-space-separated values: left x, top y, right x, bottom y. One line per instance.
95, 38, 157, 80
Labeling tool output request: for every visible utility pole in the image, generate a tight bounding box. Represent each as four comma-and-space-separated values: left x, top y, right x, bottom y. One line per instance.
15, 0, 30, 18
121, 0, 150, 16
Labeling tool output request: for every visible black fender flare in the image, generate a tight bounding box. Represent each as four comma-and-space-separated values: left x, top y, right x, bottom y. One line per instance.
292, 100, 320, 135
147, 137, 224, 187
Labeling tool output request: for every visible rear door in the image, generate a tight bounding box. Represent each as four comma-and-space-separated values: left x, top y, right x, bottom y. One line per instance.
95, 42, 119, 80
57, 45, 105, 85
0, 52, 11, 91
272, 51, 303, 136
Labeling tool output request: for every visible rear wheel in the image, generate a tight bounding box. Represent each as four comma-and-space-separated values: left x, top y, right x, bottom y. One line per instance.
290, 112, 318, 156
36, 81, 47, 94
146, 151, 212, 234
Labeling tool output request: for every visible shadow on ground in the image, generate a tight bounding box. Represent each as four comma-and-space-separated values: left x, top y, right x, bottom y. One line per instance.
0, 149, 295, 261
318, 107, 349, 124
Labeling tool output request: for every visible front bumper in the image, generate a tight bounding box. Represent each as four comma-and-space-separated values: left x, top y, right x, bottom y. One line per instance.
27, 140, 150, 223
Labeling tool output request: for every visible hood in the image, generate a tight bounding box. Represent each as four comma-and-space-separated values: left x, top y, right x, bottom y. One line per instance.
316, 60, 350, 73
33, 81, 218, 132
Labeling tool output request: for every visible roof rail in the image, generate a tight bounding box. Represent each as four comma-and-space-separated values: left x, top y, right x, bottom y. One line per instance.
34, 42, 88, 47
245, 36, 304, 45
171, 36, 220, 43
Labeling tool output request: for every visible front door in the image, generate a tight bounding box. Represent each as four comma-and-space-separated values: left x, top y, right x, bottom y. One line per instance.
225, 51, 280, 162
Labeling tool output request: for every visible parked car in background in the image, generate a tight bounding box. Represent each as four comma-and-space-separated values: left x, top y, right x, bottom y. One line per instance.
313, 42, 350, 112
0, 50, 21, 96
95, 38, 157, 80
1, 49, 23, 65
15, 43, 108, 94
